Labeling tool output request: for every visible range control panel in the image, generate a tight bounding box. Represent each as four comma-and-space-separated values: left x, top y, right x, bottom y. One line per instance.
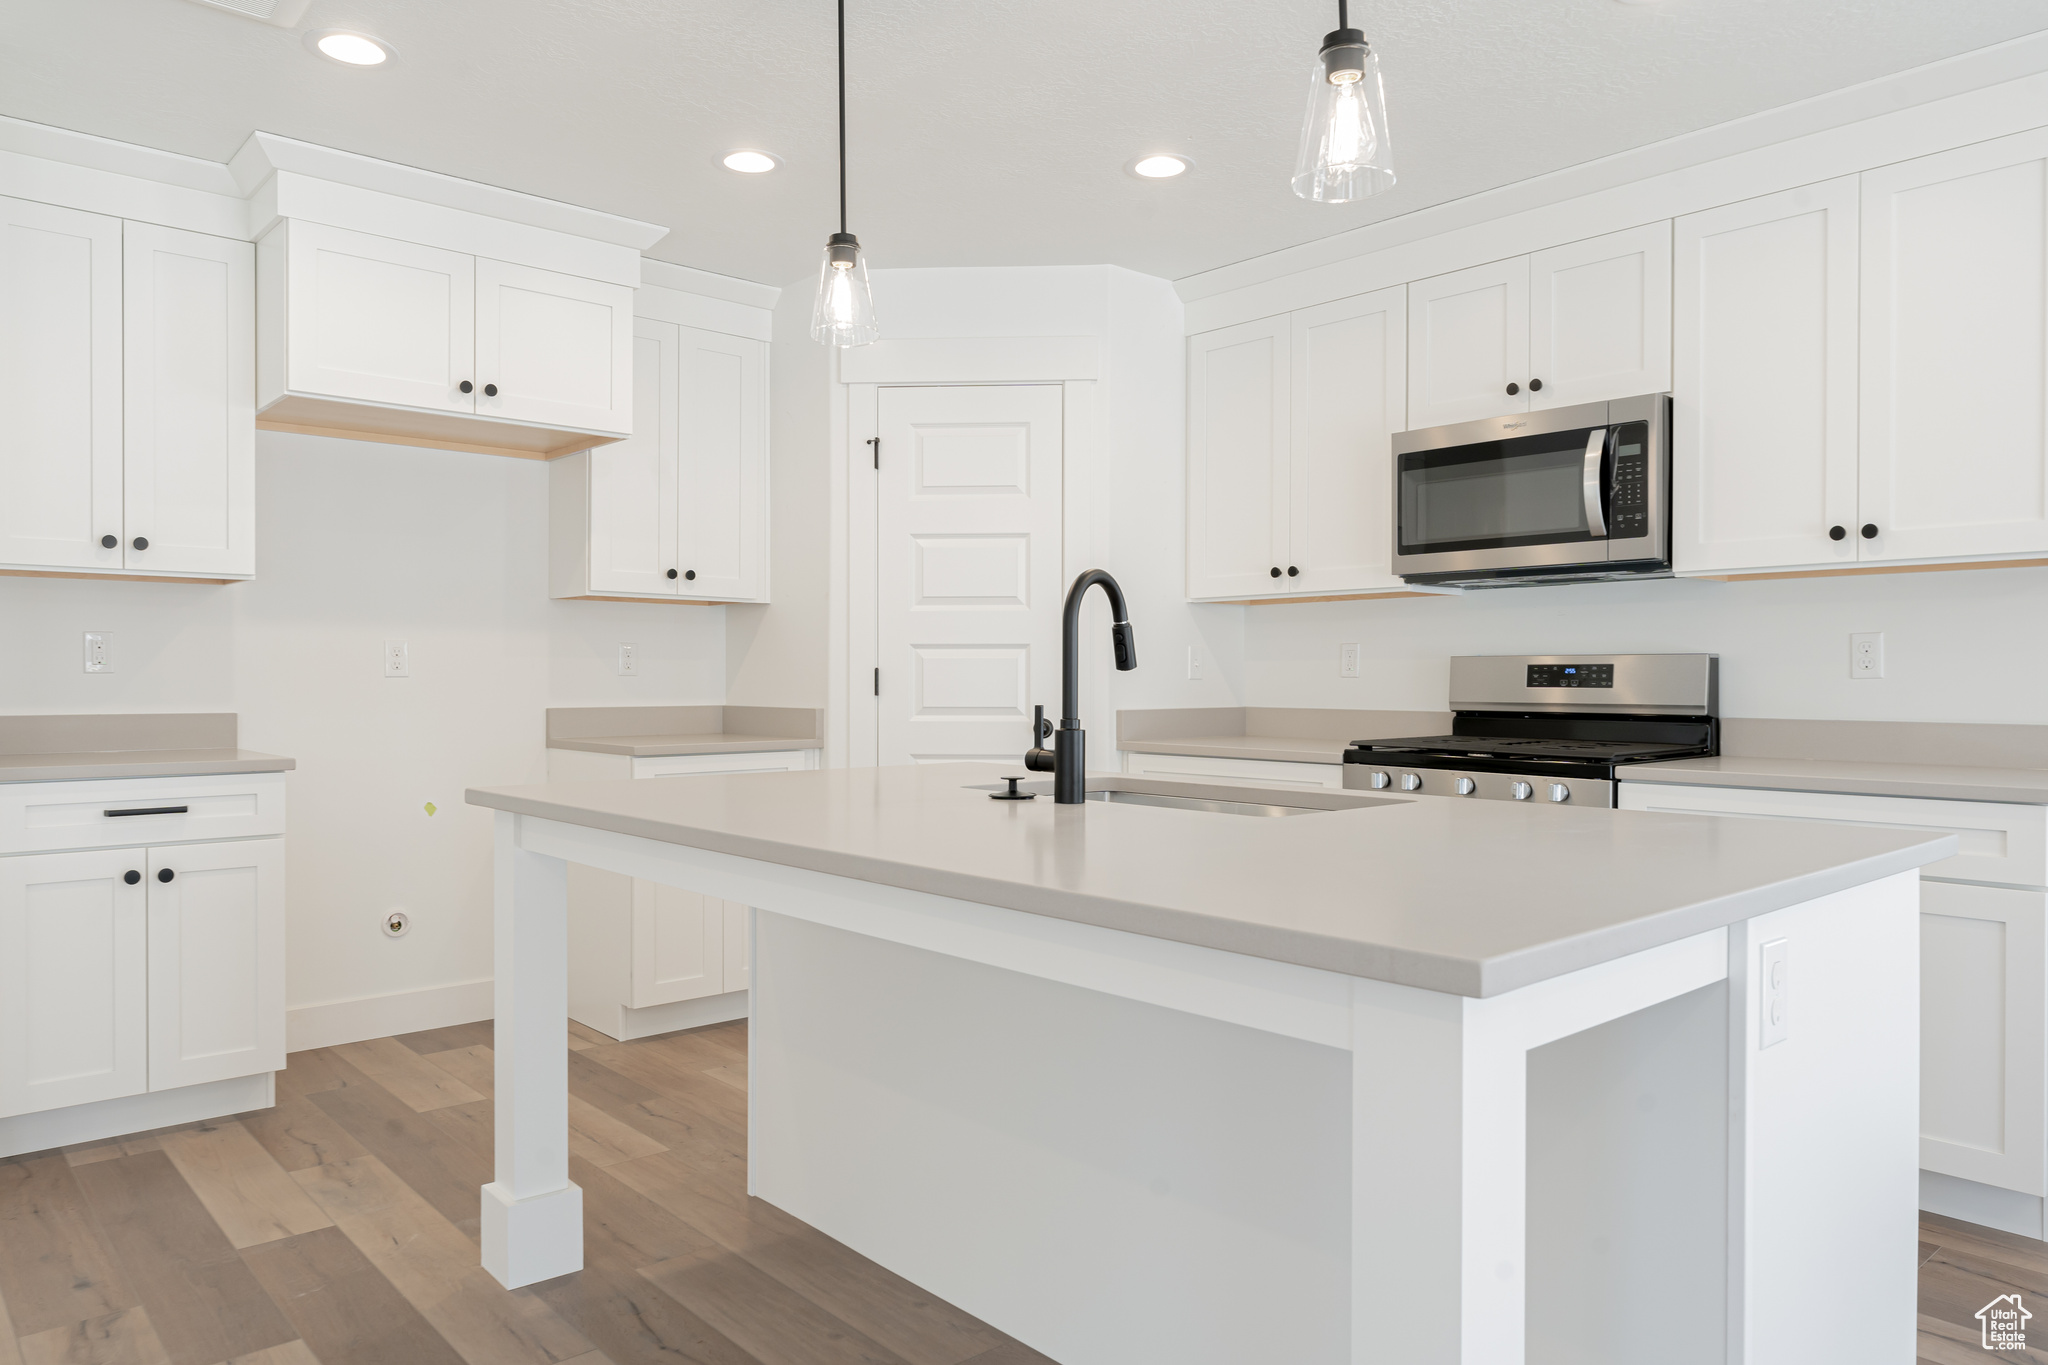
1527, 663, 1613, 689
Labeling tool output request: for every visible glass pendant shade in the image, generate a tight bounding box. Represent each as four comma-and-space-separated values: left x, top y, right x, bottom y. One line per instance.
1291, 33, 1394, 203
811, 231, 878, 347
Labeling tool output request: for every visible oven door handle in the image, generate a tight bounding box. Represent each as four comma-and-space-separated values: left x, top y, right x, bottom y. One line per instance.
1582, 427, 1609, 539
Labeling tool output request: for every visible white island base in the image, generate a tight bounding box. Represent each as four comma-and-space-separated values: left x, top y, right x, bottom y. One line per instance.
482, 809, 1919, 1365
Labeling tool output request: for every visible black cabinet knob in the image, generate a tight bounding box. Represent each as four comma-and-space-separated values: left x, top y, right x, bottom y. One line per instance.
101, 534, 117, 549
1269, 566, 1281, 578
1861, 523, 1879, 539
1529, 378, 1543, 392
1287, 566, 1299, 577
684, 569, 696, 581
123, 870, 141, 885
132, 537, 148, 551
1829, 525, 1846, 541
666, 568, 678, 580
157, 867, 174, 883
459, 380, 473, 394
483, 383, 498, 397
1506, 382, 1520, 396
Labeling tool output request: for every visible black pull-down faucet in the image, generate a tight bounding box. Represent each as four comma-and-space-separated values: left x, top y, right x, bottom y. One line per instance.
1024, 569, 1138, 803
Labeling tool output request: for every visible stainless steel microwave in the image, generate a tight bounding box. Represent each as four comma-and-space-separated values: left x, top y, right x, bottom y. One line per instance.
1392, 394, 1671, 587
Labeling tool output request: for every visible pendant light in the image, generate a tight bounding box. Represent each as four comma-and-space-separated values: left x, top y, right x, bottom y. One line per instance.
811, 0, 879, 346
1291, 0, 1394, 203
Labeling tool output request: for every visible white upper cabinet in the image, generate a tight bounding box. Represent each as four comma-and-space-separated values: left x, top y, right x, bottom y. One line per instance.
0, 197, 123, 574
1186, 317, 1290, 599
587, 320, 681, 596
280, 221, 474, 416
1287, 288, 1407, 595
1672, 178, 1860, 574
124, 224, 256, 579
1528, 223, 1672, 411
1407, 257, 1529, 428
475, 257, 632, 435
1860, 128, 2048, 563
675, 325, 767, 600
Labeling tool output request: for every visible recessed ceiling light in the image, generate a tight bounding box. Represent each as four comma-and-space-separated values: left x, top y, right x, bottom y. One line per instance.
1127, 154, 1192, 180
306, 30, 394, 65
721, 150, 780, 174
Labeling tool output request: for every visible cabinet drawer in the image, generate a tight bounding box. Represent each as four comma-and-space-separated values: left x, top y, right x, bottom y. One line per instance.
1119, 750, 1345, 791
1617, 781, 2047, 888
632, 750, 815, 779
0, 773, 287, 855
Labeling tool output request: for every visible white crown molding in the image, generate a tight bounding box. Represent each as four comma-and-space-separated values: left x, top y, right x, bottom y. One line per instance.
228, 130, 668, 251
1175, 28, 2048, 304
0, 114, 240, 195
641, 257, 780, 309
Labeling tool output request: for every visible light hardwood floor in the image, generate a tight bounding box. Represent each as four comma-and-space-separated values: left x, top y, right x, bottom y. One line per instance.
0, 1017, 2032, 1364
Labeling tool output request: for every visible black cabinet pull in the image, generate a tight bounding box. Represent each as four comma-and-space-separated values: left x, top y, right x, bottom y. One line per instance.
666, 568, 678, 580
123, 870, 141, 885
684, 569, 696, 581
1529, 378, 1543, 392
1287, 566, 1299, 576
132, 536, 148, 551
104, 805, 187, 818
1861, 523, 1879, 539
158, 868, 175, 883
101, 534, 118, 549
1829, 525, 1846, 541
483, 383, 498, 397
1506, 382, 1520, 396
459, 380, 473, 394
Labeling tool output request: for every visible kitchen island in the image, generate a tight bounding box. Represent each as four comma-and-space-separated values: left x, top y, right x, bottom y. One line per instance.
466, 763, 1955, 1365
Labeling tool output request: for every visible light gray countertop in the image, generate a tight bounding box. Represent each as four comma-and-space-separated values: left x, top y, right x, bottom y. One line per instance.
0, 713, 294, 783
1116, 707, 1451, 766
467, 762, 1952, 998
547, 732, 824, 757
1625, 755, 2048, 805
545, 704, 823, 758
0, 748, 296, 783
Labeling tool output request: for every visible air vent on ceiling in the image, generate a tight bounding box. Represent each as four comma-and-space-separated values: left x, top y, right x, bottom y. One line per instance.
179, 0, 312, 27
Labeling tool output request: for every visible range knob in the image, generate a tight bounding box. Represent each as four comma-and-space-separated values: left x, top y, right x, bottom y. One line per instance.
1455, 776, 1476, 795
1510, 781, 1533, 801
1400, 773, 1423, 792
1548, 783, 1571, 803
1368, 770, 1391, 790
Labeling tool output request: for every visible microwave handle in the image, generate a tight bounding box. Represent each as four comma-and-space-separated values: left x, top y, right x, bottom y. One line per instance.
1581, 427, 1609, 539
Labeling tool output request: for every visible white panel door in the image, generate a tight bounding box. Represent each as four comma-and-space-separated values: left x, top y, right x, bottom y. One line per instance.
0, 848, 148, 1118
1186, 318, 1289, 599
1919, 881, 2046, 1196
1288, 287, 1406, 594
1407, 257, 1530, 428
876, 385, 1064, 765
285, 221, 475, 414
0, 196, 123, 572
475, 258, 633, 434
588, 319, 680, 596
1529, 223, 1672, 410
123, 223, 255, 578
1672, 178, 1860, 574
675, 325, 768, 600
631, 883, 725, 1007
1860, 128, 2048, 561
146, 838, 284, 1092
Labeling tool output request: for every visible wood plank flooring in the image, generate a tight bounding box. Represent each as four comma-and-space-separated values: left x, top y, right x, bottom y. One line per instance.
0, 1016, 2033, 1363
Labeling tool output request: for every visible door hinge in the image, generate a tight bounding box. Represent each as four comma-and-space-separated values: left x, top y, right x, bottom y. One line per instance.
867, 437, 880, 469
873, 667, 880, 696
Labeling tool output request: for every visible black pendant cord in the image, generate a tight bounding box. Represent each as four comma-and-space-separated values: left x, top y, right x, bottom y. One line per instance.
1337, 0, 1347, 28
837, 0, 847, 236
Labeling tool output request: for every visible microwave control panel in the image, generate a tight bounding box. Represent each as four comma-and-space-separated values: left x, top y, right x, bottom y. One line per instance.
1608, 421, 1650, 539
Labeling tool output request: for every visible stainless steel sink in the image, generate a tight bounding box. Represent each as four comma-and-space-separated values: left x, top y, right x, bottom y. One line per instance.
1084, 788, 1330, 818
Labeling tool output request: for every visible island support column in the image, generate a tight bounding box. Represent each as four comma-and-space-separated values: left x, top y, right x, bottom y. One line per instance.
481, 810, 583, 1289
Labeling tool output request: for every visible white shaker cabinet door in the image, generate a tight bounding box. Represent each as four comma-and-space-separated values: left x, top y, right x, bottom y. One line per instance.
631, 883, 726, 1008
0, 848, 148, 1118
674, 325, 768, 600
1920, 881, 2047, 1197
1528, 223, 1672, 411
0, 196, 124, 572
588, 320, 680, 596
1287, 287, 1406, 595
1671, 178, 1860, 574
1406, 256, 1529, 428
475, 258, 633, 435
1860, 128, 2048, 562
146, 838, 285, 1092
1186, 318, 1290, 599
123, 223, 256, 578
284, 221, 476, 414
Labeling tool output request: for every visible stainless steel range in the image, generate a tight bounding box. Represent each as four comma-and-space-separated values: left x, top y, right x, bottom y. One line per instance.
1341, 653, 1718, 808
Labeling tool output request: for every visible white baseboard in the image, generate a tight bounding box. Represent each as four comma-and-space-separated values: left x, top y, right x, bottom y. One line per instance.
580, 989, 750, 1042
287, 977, 494, 1052
1922, 1168, 2047, 1240
0, 1072, 274, 1159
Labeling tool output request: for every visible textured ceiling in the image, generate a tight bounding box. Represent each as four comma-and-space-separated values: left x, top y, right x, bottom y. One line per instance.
3, 0, 2045, 287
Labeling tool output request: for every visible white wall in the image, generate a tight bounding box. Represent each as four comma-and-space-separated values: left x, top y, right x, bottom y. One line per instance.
1242, 566, 2048, 723
0, 431, 725, 1039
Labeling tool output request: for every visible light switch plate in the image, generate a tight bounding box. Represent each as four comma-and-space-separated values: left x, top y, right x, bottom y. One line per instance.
1339, 643, 1361, 679
1760, 937, 1789, 1048
83, 632, 112, 673
1186, 646, 1202, 681
385, 639, 409, 678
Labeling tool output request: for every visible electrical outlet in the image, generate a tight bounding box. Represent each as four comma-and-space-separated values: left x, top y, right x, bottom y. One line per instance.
1186, 646, 1202, 681
618, 643, 639, 677
83, 632, 112, 673
1850, 632, 1884, 679
385, 639, 409, 677
1339, 643, 1361, 679
1759, 938, 1789, 1048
